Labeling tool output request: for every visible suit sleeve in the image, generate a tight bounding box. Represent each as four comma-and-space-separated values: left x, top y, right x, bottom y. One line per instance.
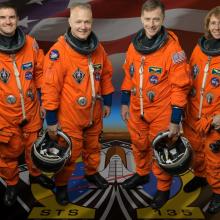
121, 44, 133, 91
100, 45, 114, 95
33, 39, 43, 89
167, 42, 191, 108
42, 47, 65, 111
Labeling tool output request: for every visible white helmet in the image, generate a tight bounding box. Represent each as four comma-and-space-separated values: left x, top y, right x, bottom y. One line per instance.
152, 131, 192, 175
31, 130, 72, 174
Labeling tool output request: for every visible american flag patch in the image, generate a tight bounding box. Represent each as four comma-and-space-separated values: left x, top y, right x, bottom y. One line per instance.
172, 51, 186, 64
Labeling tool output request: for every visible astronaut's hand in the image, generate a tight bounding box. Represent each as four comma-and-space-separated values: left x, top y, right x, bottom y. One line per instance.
47, 124, 59, 141
103, 105, 111, 118
121, 105, 129, 122
168, 123, 180, 142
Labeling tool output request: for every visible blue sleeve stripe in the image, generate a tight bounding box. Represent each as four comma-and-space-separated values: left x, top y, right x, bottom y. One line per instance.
46, 110, 58, 125
121, 90, 130, 105
171, 107, 183, 124
103, 93, 113, 106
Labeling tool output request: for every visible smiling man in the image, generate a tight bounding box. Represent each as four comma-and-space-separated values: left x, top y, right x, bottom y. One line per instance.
0, 2, 54, 207
0, 6, 17, 36
141, 5, 163, 39
120, 0, 191, 209
68, 5, 92, 40
42, 2, 114, 205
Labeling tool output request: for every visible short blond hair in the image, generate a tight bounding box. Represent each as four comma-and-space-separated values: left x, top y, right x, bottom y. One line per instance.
69, 2, 92, 11
204, 6, 220, 39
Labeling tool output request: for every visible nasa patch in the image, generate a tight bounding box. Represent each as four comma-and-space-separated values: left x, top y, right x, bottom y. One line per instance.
211, 77, 220, 87
49, 49, 59, 61
25, 72, 33, 80
149, 75, 158, 84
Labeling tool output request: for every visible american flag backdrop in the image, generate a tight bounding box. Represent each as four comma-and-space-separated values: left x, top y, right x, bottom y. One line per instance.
4, 0, 220, 132
1, 2, 220, 220
11, 0, 219, 55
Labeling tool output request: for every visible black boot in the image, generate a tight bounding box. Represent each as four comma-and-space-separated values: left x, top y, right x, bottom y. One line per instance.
150, 190, 170, 209
121, 173, 149, 189
207, 193, 220, 214
55, 185, 69, 205
85, 172, 109, 189
4, 185, 18, 207
183, 176, 207, 193
30, 174, 55, 189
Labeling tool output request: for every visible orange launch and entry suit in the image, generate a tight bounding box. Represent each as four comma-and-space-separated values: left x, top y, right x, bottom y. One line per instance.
0, 29, 43, 186
121, 29, 190, 191
42, 35, 114, 186
183, 38, 220, 194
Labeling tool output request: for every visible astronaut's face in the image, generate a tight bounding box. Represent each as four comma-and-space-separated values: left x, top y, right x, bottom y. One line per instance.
69, 6, 92, 40
141, 7, 164, 39
0, 7, 18, 37
209, 14, 220, 40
